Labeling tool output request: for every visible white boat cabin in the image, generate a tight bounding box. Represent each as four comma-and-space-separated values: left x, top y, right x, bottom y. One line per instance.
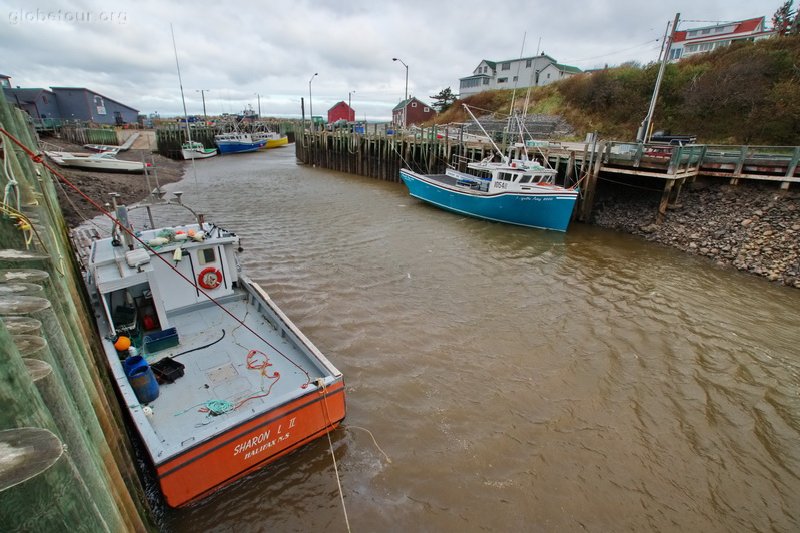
446, 158, 559, 193
88, 222, 240, 339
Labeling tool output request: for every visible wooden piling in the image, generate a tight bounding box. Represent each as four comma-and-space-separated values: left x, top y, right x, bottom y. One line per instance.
1, 91, 151, 530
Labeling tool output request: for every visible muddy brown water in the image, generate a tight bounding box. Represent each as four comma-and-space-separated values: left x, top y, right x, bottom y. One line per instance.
120, 148, 799, 532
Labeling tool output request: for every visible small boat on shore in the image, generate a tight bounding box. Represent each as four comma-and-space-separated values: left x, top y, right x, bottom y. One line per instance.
214, 133, 266, 154
45, 151, 146, 173
253, 131, 289, 149
83, 192, 346, 507
181, 141, 218, 160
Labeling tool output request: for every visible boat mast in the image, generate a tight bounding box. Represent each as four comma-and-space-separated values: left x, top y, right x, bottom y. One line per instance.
507, 32, 527, 135
170, 24, 192, 146
463, 104, 507, 163
637, 12, 680, 143
171, 23, 198, 183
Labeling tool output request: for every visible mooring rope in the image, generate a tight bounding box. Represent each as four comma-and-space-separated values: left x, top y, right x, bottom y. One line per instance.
319, 381, 350, 533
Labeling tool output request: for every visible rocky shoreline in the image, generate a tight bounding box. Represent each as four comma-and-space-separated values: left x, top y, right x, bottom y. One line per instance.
590, 178, 800, 289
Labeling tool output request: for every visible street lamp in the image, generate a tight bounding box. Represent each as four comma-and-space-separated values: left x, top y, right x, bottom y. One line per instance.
392, 57, 408, 127
308, 73, 318, 129
348, 90, 356, 121
195, 89, 209, 122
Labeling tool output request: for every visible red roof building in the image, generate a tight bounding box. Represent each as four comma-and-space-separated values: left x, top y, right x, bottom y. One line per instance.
391, 97, 436, 127
327, 101, 355, 123
668, 16, 774, 61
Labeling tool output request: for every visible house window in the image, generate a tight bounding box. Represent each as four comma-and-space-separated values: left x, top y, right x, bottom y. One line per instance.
687, 30, 698, 37
701, 28, 710, 34
513, 76, 518, 82
424, 107, 429, 112
501, 62, 511, 70
714, 26, 725, 33
547, 73, 551, 79
483, 78, 489, 85
411, 102, 417, 108
497, 77, 507, 83
526, 59, 532, 67
686, 44, 698, 53
669, 48, 682, 60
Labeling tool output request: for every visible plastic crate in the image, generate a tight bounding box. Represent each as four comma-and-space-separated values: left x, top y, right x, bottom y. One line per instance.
151, 357, 185, 384
143, 327, 179, 353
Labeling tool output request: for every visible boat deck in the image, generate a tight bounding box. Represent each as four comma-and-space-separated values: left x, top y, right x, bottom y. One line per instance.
110, 288, 334, 464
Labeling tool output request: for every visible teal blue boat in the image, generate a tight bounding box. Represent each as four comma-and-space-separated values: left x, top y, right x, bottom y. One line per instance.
400, 157, 579, 231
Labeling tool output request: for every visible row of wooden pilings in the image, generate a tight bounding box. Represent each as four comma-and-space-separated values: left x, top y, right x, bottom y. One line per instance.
155, 121, 299, 160
0, 93, 153, 530
295, 127, 604, 221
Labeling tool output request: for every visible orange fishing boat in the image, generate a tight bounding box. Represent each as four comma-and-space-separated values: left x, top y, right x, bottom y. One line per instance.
84, 191, 345, 507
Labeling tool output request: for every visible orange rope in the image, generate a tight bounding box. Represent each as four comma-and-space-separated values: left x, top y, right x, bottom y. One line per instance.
0, 126, 311, 387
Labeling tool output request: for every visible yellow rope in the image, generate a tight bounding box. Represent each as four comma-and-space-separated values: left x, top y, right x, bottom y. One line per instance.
319, 382, 351, 533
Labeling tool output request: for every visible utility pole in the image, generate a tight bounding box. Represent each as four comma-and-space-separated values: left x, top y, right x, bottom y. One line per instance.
638, 12, 680, 143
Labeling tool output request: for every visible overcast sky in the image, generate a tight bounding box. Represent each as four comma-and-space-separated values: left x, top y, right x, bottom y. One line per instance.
1, 0, 774, 120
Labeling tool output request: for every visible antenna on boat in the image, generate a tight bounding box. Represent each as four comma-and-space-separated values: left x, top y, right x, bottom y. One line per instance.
170, 23, 198, 185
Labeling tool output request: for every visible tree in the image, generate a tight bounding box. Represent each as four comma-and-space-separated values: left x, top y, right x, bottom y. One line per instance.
430, 87, 456, 112
773, 1, 796, 35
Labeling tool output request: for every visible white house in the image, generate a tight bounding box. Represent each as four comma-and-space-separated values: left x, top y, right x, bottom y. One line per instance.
459, 53, 581, 96
668, 16, 774, 61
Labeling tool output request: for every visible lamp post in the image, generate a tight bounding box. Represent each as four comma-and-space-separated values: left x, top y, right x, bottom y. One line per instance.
308, 73, 318, 130
392, 57, 408, 127
254, 93, 261, 118
195, 89, 209, 122
348, 90, 356, 121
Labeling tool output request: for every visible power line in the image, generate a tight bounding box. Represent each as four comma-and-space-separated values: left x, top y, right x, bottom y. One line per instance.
562, 38, 661, 64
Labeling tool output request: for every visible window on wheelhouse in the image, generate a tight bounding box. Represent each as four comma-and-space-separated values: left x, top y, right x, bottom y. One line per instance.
499, 172, 515, 182
519, 175, 532, 184
199, 248, 216, 264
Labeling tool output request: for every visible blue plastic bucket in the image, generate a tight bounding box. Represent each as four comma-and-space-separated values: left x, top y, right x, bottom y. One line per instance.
123, 355, 148, 377
128, 366, 159, 404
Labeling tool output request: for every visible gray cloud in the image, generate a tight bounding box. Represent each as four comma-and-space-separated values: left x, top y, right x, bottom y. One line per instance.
0, 0, 769, 119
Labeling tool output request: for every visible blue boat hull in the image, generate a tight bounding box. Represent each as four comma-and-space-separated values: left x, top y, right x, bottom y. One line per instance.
216, 140, 266, 154
400, 169, 578, 232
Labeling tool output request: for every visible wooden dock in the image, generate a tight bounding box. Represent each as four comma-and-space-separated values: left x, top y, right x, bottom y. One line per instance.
296, 127, 799, 223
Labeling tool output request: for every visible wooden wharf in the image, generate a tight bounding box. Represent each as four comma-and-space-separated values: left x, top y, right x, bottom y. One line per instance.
295, 126, 800, 223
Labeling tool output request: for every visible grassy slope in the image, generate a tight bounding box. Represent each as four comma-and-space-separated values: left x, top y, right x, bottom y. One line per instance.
431, 36, 800, 145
